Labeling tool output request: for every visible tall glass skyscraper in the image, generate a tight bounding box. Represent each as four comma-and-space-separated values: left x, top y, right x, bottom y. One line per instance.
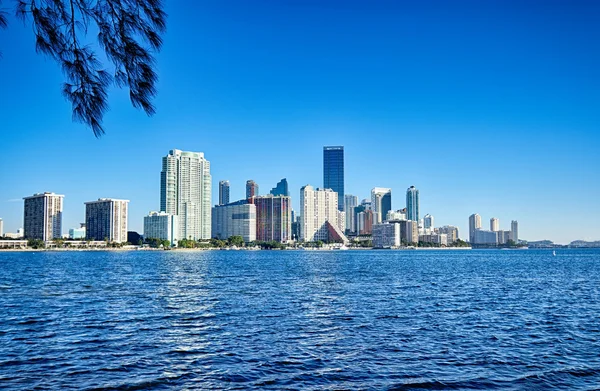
323, 146, 344, 211
218, 180, 230, 205
371, 187, 392, 224
270, 178, 289, 196
406, 186, 419, 222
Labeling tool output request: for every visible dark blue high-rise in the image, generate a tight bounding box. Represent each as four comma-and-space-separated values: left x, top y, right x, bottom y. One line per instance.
323, 146, 344, 211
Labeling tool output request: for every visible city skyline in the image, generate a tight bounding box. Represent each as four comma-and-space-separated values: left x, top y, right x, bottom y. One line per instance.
0, 2, 599, 244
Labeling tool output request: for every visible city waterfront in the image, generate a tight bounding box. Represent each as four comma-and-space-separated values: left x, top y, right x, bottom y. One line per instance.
1, 249, 599, 390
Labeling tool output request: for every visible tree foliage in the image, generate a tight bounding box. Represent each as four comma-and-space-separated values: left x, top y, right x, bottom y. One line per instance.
0, 0, 166, 137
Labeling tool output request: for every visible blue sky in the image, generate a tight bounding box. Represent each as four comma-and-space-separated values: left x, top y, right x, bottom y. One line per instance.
0, 0, 598, 244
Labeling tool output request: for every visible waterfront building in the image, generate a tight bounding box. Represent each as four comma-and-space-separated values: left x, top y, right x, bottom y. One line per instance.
323, 146, 344, 211
490, 217, 500, 232
497, 230, 511, 245
469, 213, 482, 243
344, 194, 358, 233
386, 209, 407, 221
406, 186, 419, 222
253, 195, 291, 243
473, 229, 498, 245
0, 218, 3, 237
144, 212, 179, 245
161, 149, 212, 240
424, 214, 434, 229
23, 192, 64, 241
212, 201, 256, 243
246, 180, 259, 199
357, 210, 374, 235
373, 223, 401, 248
371, 187, 392, 224
300, 185, 347, 243
399, 220, 419, 244
69, 224, 86, 239
437, 225, 459, 243
511, 220, 519, 242
85, 198, 129, 243
269, 178, 289, 197
419, 233, 448, 246
218, 180, 230, 206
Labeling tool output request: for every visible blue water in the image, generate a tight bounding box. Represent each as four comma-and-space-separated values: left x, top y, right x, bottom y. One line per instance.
1, 249, 599, 390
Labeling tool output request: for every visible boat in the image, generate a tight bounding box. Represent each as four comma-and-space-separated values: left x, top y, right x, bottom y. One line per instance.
553, 250, 556, 256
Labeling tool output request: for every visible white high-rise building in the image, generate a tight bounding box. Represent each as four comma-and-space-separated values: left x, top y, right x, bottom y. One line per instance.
300, 185, 347, 243
469, 213, 482, 243
490, 217, 500, 232
423, 214, 434, 229
212, 202, 256, 243
511, 220, 519, 242
85, 198, 129, 243
344, 194, 358, 233
160, 149, 212, 240
371, 187, 392, 224
144, 211, 180, 245
23, 192, 64, 241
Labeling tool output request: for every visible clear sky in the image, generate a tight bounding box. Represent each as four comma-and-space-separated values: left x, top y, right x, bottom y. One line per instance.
0, 0, 599, 244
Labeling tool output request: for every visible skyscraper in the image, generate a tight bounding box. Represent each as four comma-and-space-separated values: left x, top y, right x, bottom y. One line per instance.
85, 198, 129, 243
406, 186, 419, 222
254, 195, 292, 243
300, 185, 347, 243
423, 214, 434, 229
270, 178, 289, 196
344, 194, 358, 233
160, 149, 212, 240
218, 180, 230, 205
511, 220, 519, 242
246, 180, 259, 199
469, 213, 482, 243
371, 187, 392, 224
23, 192, 64, 241
490, 217, 499, 232
323, 146, 344, 211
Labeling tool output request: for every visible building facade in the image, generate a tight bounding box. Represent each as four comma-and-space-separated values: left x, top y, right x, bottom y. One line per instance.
69, 224, 86, 239
144, 211, 179, 245
246, 180, 259, 199
490, 217, 500, 232
406, 186, 419, 222
473, 229, 498, 245
85, 199, 129, 243
469, 213, 482, 243
270, 178, 289, 196
344, 194, 358, 233
300, 185, 347, 243
437, 225, 459, 243
212, 201, 256, 243
423, 214, 434, 229
510, 220, 519, 242
371, 187, 392, 224
399, 220, 419, 244
323, 146, 344, 211
218, 180, 230, 206
386, 209, 407, 221
373, 223, 401, 248
23, 192, 64, 241
0, 218, 3, 237
357, 210, 374, 235
253, 195, 292, 243
161, 149, 212, 240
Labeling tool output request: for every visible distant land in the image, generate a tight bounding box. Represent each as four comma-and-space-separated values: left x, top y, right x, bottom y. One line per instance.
527, 240, 600, 248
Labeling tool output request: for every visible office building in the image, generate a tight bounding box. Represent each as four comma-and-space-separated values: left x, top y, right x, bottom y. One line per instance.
406, 186, 419, 222
323, 146, 344, 211
218, 180, 230, 206
246, 180, 259, 199
23, 192, 64, 241
423, 214, 434, 229
344, 194, 358, 233
300, 185, 347, 243
212, 201, 256, 243
437, 225, 459, 243
253, 195, 292, 243
473, 229, 498, 245
85, 198, 129, 243
144, 212, 179, 245
69, 224, 86, 239
490, 217, 499, 232
270, 178, 289, 197
161, 149, 212, 240
469, 213, 482, 243
373, 223, 401, 248
371, 187, 392, 224
386, 209, 407, 221
511, 220, 519, 243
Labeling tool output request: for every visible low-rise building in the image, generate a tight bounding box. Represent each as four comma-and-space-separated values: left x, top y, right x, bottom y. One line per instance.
473, 229, 498, 245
